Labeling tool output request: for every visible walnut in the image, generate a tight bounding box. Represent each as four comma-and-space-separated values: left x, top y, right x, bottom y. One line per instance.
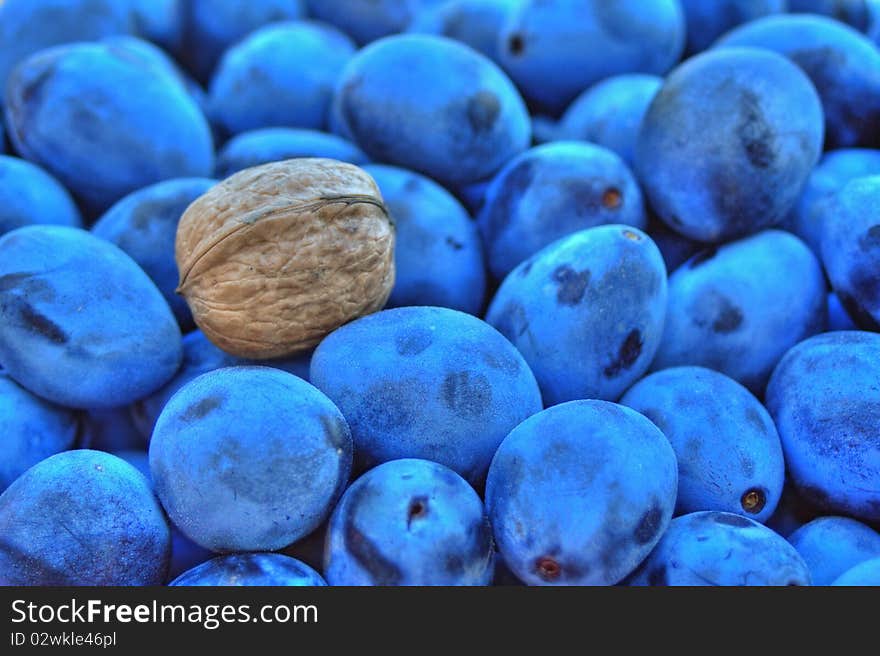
175, 158, 395, 358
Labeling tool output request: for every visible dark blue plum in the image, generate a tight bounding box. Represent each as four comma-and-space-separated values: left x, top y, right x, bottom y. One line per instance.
556, 74, 662, 169
0, 372, 78, 491
364, 164, 486, 315
307, 0, 445, 45
629, 511, 811, 586
0, 225, 182, 409
787, 0, 874, 33
786, 148, 880, 255
645, 212, 703, 273
324, 459, 494, 586
828, 292, 859, 331
766, 482, 821, 539
789, 517, 880, 585
332, 34, 530, 186
832, 558, 880, 585
208, 21, 356, 137
496, 0, 684, 116
91, 177, 215, 330
486, 400, 677, 586
766, 331, 880, 522
0, 449, 170, 585
477, 141, 647, 279
171, 553, 326, 587
78, 407, 146, 453
454, 177, 492, 215
407, 0, 521, 61
821, 176, 880, 329
215, 128, 368, 179
652, 231, 827, 394
486, 225, 667, 405
5, 41, 214, 216
716, 14, 880, 149
310, 306, 542, 483
0, 155, 81, 237
621, 367, 784, 522
180, 0, 306, 82
129, 0, 183, 54
635, 48, 824, 242
149, 367, 352, 552
0, 0, 137, 98
679, 0, 786, 55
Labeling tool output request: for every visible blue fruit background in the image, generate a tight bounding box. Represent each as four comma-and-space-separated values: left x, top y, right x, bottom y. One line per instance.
1, 0, 880, 587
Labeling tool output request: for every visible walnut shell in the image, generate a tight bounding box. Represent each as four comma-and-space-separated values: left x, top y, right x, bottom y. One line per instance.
176, 158, 395, 358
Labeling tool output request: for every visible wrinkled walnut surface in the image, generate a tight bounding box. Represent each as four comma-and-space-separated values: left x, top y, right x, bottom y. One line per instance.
176, 158, 395, 358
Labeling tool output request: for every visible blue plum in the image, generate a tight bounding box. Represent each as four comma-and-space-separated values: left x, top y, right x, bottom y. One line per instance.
486, 225, 667, 405
180, 0, 306, 82
679, 0, 786, 55
0, 0, 137, 99
832, 558, 880, 585
766, 331, 880, 521
149, 367, 352, 552
172, 553, 326, 587
787, 0, 873, 32
78, 407, 146, 453
307, 0, 445, 45
821, 176, 880, 329
364, 164, 486, 315
766, 482, 821, 539
556, 74, 662, 169
0, 155, 81, 237
407, 0, 521, 61
621, 367, 784, 522
828, 292, 859, 331
129, 0, 183, 54
788, 517, 880, 585
636, 48, 824, 242
0, 372, 78, 491
333, 34, 530, 185
0, 449, 170, 585
629, 511, 811, 586
216, 128, 368, 179
786, 148, 880, 255
310, 306, 542, 483
454, 177, 492, 215
477, 141, 647, 279
208, 21, 356, 137
496, 0, 684, 115
645, 213, 703, 273
5, 41, 214, 216
324, 459, 494, 586
0, 225, 182, 409
652, 231, 827, 394
716, 14, 880, 149
91, 177, 216, 330
486, 400, 677, 585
